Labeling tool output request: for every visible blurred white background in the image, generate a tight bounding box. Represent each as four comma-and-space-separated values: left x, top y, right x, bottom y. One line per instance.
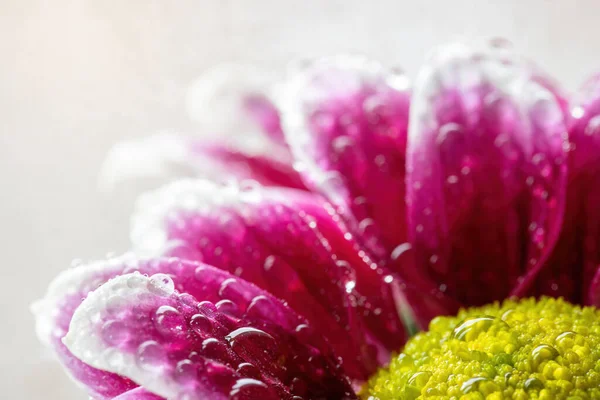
2, 0, 600, 398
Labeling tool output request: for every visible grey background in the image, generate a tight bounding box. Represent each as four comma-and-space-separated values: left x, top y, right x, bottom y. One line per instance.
2, 1, 599, 398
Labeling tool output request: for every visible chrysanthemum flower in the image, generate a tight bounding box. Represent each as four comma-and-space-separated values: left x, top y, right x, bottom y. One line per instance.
34, 42, 600, 399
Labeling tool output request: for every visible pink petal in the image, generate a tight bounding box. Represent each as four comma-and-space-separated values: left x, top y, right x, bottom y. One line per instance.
186, 64, 285, 146
540, 74, 600, 304
64, 268, 355, 400
406, 43, 568, 307
131, 179, 406, 380
99, 134, 305, 192
32, 255, 140, 399
281, 56, 411, 257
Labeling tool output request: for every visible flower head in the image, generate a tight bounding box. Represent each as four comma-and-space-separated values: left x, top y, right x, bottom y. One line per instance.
33, 41, 600, 399
366, 297, 600, 399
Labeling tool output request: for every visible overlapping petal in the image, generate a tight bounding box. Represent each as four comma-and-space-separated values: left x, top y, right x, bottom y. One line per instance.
131, 179, 406, 380
280, 56, 411, 257
406, 43, 568, 307
33, 256, 139, 399
38, 256, 354, 399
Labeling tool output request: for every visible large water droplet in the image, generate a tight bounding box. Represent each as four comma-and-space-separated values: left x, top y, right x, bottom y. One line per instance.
147, 274, 175, 297
101, 320, 130, 346
190, 314, 212, 336
452, 316, 508, 341
226, 327, 279, 365
236, 362, 261, 380
407, 371, 431, 389
530, 344, 558, 370
461, 377, 494, 394
524, 377, 544, 391
215, 299, 241, 317
174, 359, 196, 384
155, 305, 185, 337
229, 378, 270, 400
136, 340, 167, 371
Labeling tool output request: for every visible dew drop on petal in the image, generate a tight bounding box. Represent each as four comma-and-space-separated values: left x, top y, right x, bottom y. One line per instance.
101, 320, 130, 346
155, 305, 186, 337
136, 340, 167, 371
190, 314, 212, 336
215, 299, 241, 317
229, 378, 270, 400
147, 273, 175, 297
174, 359, 196, 384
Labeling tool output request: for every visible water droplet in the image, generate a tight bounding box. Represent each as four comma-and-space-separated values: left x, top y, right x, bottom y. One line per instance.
226, 327, 279, 364
215, 299, 241, 317
263, 255, 275, 271
332, 135, 354, 153
190, 314, 212, 336
531, 344, 558, 369
147, 274, 175, 297
136, 340, 166, 371
524, 377, 544, 391
452, 316, 508, 341
396, 353, 414, 368
127, 273, 146, 289
218, 278, 238, 298
174, 359, 196, 384
234, 363, 260, 383
245, 295, 274, 320
229, 378, 270, 400
391, 243, 411, 261
344, 280, 356, 293
101, 320, 129, 346
155, 305, 186, 338
407, 371, 432, 389
461, 376, 492, 394
446, 175, 458, 184
103, 348, 125, 369
374, 154, 386, 168
201, 338, 232, 365
586, 115, 600, 136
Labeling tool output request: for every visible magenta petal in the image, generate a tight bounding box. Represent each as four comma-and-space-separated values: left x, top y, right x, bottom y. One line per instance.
540, 74, 600, 304
64, 269, 355, 400
192, 143, 307, 190
406, 43, 568, 307
281, 56, 411, 257
33, 256, 140, 399
132, 179, 406, 380
99, 134, 305, 191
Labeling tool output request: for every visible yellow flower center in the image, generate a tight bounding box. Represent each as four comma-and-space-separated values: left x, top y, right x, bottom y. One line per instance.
364, 297, 600, 399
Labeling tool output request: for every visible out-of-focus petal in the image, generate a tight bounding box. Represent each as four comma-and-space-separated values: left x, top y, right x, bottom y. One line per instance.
131, 179, 406, 380
406, 42, 568, 307
280, 56, 411, 258
64, 267, 355, 400
32, 255, 139, 399
100, 64, 304, 192
540, 74, 600, 304
98, 134, 305, 192
186, 64, 285, 146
